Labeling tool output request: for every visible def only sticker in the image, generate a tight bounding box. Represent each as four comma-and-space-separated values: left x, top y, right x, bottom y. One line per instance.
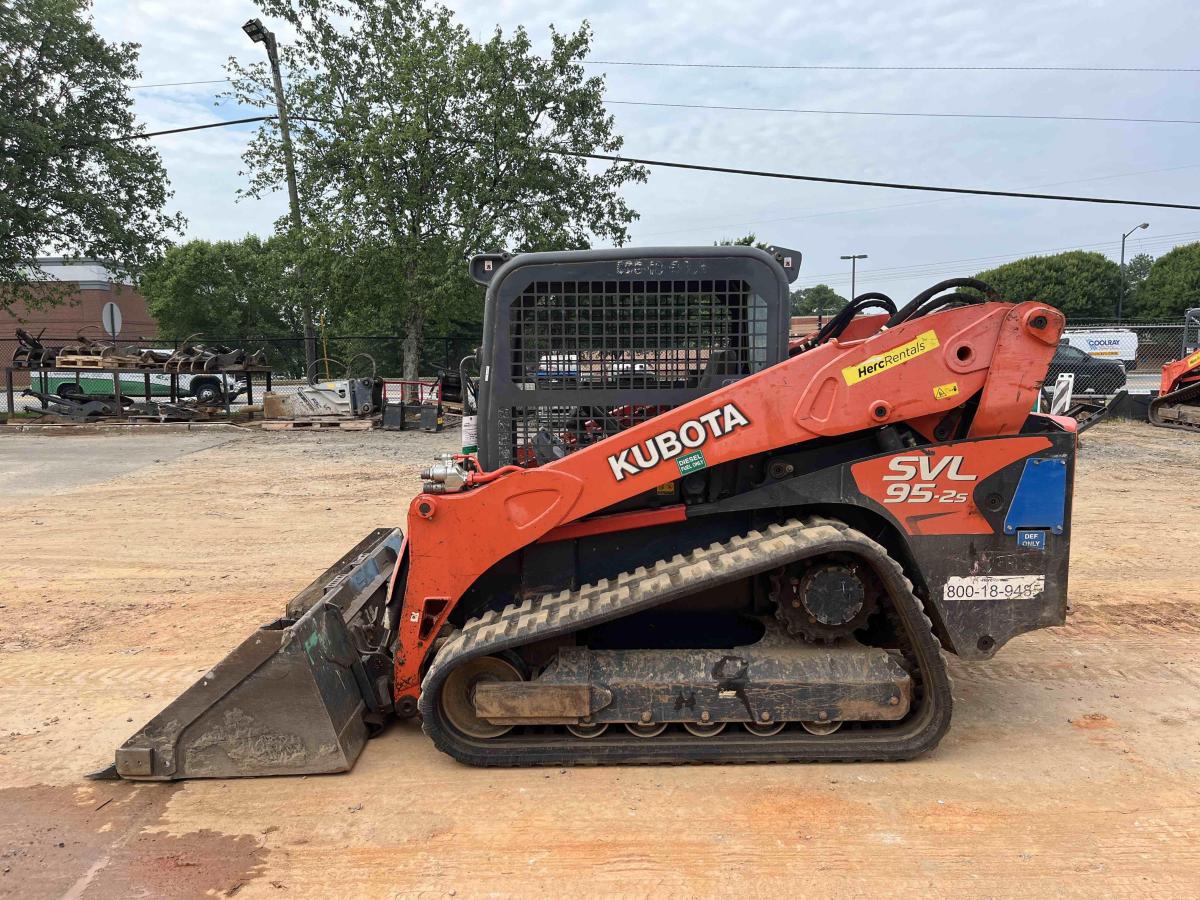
944, 575, 1045, 602
1016, 529, 1047, 550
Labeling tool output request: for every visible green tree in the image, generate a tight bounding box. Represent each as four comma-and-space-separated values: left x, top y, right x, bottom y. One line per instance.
1119, 252, 1154, 319
1131, 243, 1200, 319
715, 234, 770, 249
227, 0, 646, 377
975, 251, 1120, 319
790, 284, 848, 317
0, 0, 183, 314
140, 237, 300, 340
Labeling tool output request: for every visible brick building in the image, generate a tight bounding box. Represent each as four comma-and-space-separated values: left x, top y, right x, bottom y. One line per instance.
4, 258, 156, 341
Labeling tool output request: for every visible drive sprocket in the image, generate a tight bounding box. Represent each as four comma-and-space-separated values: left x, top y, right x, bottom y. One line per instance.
770, 558, 878, 643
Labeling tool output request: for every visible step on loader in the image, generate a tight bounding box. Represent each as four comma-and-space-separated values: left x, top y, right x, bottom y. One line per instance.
97, 246, 1076, 778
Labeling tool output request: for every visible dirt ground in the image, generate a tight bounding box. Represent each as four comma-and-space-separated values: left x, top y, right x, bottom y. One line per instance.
1, 421, 1198, 898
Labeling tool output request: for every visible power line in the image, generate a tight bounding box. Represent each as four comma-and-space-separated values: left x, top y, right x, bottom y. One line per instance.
129, 79, 231, 90
105, 116, 1200, 211
606, 99, 1200, 127
795, 231, 1200, 287
127, 78, 1198, 127
804, 232, 1196, 283
635, 162, 1200, 239
544, 147, 1200, 212
106, 115, 276, 143
587, 60, 1200, 74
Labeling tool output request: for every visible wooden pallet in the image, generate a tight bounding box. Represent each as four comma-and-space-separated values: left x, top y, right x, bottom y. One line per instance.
261, 418, 374, 431
54, 354, 143, 369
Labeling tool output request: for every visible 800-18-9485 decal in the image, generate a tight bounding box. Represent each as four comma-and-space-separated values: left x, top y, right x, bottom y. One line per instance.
944, 574, 1045, 602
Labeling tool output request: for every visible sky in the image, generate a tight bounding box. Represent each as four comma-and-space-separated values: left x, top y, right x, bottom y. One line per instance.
93, 0, 1200, 304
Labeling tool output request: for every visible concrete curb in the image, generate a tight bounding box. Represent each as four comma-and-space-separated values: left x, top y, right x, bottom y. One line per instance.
0, 422, 249, 435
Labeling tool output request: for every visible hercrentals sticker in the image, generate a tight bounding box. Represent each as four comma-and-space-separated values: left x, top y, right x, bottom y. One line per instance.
843, 330, 939, 386
607, 402, 750, 482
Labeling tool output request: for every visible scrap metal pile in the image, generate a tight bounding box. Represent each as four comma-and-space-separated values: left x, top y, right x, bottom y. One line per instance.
9, 328, 270, 424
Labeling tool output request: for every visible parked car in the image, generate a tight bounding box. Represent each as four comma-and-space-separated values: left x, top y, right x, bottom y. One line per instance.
1046, 341, 1127, 395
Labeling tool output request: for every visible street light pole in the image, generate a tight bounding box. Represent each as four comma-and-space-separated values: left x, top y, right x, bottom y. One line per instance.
839, 254, 868, 326
243, 17, 316, 374
1118, 222, 1149, 323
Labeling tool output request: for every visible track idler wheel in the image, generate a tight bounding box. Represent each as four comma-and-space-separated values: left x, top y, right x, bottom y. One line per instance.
440, 656, 523, 739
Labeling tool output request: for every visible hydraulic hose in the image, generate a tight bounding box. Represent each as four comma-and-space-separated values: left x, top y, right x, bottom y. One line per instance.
814, 292, 897, 345
887, 278, 997, 328
792, 292, 898, 355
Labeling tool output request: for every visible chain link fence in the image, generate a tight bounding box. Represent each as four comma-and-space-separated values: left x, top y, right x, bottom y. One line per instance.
6, 319, 1195, 415
1050, 318, 1194, 400
2, 332, 479, 413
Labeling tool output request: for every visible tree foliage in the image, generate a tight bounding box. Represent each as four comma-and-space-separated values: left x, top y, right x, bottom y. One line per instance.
790, 284, 847, 317
227, 0, 646, 376
1131, 243, 1200, 319
0, 0, 182, 314
140, 237, 302, 340
1117, 252, 1154, 319
715, 234, 770, 249
975, 251, 1120, 319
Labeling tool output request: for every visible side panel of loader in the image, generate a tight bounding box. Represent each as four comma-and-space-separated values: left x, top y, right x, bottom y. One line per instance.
685, 426, 1075, 659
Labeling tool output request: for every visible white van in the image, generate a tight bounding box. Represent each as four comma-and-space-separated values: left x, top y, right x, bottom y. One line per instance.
1062, 329, 1138, 371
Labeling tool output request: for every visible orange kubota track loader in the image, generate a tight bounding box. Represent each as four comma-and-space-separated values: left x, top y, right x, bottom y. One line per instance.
99, 246, 1076, 779
1149, 307, 1200, 431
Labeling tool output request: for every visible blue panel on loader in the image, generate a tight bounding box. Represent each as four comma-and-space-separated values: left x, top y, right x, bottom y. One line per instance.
1004, 458, 1067, 535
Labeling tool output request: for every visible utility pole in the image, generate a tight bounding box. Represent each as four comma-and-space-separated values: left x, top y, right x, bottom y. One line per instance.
1118, 222, 1149, 323
243, 17, 316, 373
839, 254, 868, 324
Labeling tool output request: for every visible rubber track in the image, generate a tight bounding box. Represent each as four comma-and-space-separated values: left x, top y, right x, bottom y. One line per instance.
1149, 380, 1200, 432
419, 517, 953, 767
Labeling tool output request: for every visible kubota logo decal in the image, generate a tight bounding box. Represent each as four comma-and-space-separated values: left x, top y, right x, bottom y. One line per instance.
607, 403, 750, 482
842, 330, 939, 385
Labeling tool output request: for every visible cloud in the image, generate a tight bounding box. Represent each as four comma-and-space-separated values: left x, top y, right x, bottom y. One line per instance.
93, 0, 1199, 301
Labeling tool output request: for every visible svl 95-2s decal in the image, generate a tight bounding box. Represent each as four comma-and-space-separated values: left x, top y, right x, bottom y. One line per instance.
851, 437, 1053, 536
882, 454, 975, 504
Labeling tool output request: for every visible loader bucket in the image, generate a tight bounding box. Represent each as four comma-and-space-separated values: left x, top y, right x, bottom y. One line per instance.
94, 528, 404, 780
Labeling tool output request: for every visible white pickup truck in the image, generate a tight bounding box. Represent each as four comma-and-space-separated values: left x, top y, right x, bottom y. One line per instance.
39, 370, 247, 404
